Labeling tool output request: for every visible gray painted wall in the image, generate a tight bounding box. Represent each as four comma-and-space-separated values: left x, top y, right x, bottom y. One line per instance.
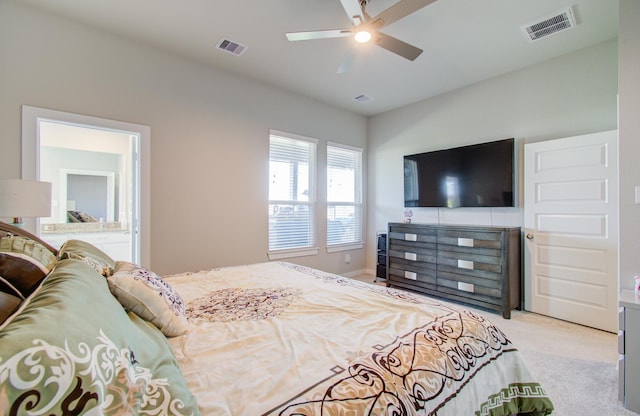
367, 39, 618, 273
0, 1, 368, 275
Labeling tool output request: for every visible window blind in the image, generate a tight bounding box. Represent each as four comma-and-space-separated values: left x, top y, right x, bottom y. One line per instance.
327, 144, 362, 246
268, 133, 316, 251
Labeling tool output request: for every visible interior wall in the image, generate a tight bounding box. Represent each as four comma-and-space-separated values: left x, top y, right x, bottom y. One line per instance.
367, 39, 618, 272
618, 0, 640, 291
0, 1, 368, 275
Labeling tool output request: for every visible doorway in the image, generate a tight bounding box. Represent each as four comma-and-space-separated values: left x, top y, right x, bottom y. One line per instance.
21, 106, 150, 267
523, 130, 618, 332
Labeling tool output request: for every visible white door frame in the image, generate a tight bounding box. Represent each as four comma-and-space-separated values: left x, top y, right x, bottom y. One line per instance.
523, 130, 618, 332
21, 105, 151, 268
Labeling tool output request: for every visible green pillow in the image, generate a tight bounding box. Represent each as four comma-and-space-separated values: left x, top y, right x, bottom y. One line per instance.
57, 239, 116, 276
0, 259, 200, 415
0, 289, 21, 325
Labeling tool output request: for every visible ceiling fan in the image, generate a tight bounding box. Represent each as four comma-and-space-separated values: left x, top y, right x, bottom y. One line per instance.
285, 0, 437, 73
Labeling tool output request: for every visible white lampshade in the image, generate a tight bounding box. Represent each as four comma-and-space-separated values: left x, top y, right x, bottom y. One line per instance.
0, 179, 52, 219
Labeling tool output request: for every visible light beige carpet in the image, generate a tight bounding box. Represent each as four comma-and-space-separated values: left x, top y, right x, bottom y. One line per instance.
489, 309, 634, 416
352, 275, 637, 415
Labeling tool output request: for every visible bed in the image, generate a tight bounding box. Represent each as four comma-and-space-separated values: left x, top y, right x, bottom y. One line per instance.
0, 221, 554, 415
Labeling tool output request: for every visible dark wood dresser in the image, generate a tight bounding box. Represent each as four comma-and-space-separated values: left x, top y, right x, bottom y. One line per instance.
387, 222, 521, 318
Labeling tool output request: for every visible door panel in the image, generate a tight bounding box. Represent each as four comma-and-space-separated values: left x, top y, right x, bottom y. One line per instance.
524, 130, 618, 332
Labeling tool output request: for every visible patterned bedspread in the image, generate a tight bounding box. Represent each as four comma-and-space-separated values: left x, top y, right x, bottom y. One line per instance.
165, 262, 553, 416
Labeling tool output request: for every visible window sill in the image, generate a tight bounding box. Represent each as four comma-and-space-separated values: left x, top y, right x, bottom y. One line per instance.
267, 246, 319, 260
326, 242, 364, 253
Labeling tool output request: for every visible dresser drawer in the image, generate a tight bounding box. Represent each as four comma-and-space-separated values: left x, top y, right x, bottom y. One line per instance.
388, 262, 436, 291
389, 258, 436, 281
436, 250, 503, 275
388, 225, 437, 245
437, 229, 502, 246
436, 282, 502, 306
388, 241, 437, 263
437, 271, 502, 300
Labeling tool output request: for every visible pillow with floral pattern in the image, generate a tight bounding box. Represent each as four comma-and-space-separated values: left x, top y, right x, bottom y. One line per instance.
58, 239, 115, 277
107, 261, 188, 337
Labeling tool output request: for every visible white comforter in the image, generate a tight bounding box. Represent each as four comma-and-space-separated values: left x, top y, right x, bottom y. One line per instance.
164, 262, 552, 416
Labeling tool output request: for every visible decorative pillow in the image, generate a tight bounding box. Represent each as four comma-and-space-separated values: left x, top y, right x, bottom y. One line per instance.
0, 235, 58, 297
58, 239, 115, 276
0, 275, 23, 299
67, 210, 83, 222
0, 290, 22, 325
107, 261, 189, 337
67, 210, 98, 223
0, 259, 200, 415
78, 211, 98, 222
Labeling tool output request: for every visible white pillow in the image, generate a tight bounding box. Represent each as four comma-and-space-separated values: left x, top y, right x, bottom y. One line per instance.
107, 261, 189, 337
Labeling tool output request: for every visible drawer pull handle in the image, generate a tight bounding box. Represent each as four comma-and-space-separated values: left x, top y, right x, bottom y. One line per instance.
405, 233, 417, 241
458, 259, 474, 270
458, 237, 474, 247
404, 252, 417, 261
404, 271, 417, 280
458, 282, 475, 293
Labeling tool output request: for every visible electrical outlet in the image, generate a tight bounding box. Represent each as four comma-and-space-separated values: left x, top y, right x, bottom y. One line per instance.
345, 254, 351, 264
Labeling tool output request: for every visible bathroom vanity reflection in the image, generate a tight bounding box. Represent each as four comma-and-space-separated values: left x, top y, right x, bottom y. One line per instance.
38, 121, 135, 262
41, 223, 131, 261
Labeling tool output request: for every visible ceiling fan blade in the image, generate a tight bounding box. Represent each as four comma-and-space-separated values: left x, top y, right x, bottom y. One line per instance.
286, 29, 352, 42
339, 0, 365, 26
369, 0, 437, 29
374, 32, 423, 61
337, 48, 357, 74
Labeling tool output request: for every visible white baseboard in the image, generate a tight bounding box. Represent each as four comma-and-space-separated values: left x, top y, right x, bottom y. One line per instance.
342, 268, 376, 278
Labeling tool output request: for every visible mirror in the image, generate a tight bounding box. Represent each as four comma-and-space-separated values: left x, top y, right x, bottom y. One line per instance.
63, 170, 116, 223
39, 122, 130, 227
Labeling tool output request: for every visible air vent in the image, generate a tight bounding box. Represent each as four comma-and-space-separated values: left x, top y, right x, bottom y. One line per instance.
216, 38, 247, 56
353, 94, 372, 103
521, 7, 576, 42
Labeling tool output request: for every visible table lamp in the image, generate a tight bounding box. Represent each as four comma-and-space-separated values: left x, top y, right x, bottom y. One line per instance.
0, 179, 52, 226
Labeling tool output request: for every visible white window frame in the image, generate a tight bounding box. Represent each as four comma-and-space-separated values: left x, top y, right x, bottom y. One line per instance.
326, 142, 363, 253
267, 130, 318, 260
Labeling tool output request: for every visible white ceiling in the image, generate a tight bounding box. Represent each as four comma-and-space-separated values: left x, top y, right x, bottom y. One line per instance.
19, 0, 618, 116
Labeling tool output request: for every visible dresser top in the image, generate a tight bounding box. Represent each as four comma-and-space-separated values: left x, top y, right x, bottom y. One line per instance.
388, 222, 521, 232
620, 289, 640, 310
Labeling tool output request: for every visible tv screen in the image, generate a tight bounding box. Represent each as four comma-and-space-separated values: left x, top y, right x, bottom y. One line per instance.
404, 138, 514, 208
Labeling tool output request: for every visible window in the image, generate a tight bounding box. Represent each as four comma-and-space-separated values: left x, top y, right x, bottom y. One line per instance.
327, 143, 362, 249
268, 131, 317, 257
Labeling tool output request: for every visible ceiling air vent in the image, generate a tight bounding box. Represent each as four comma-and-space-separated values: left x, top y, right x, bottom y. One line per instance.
353, 94, 372, 103
216, 38, 247, 56
521, 7, 576, 42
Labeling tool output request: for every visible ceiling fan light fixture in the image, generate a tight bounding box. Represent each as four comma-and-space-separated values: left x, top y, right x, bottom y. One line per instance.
354, 30, 372, 43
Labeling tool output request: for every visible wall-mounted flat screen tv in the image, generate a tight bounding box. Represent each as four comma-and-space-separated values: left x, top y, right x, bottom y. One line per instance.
404, 138, 515, 208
